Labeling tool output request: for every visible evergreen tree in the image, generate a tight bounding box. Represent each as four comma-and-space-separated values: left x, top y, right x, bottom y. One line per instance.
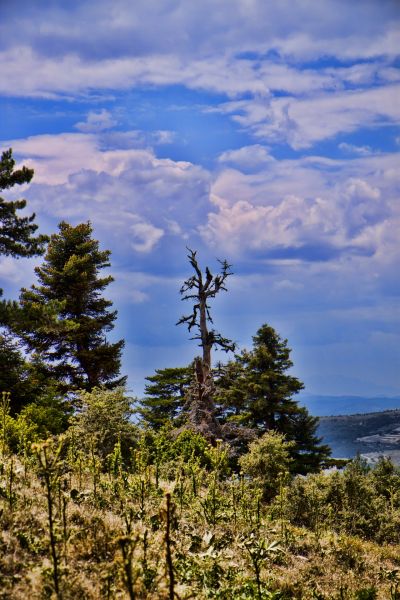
139, 365, 194, 428
0, 333, 59, 414
215, 324, 330, 473
0, 333, 37, 414
0, 148, 47, 263
18, 221, 125, 392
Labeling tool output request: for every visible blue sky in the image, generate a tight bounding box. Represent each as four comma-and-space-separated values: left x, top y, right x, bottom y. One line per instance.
0, 0, 399, 400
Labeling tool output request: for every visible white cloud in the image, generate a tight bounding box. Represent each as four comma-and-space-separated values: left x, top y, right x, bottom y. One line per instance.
0, 3, 398, 155
2, 0, 398, 63
0, 256, 33, 285
217, 84, 400, 148
75, 109, 117, 132
218, 145, 274, 169
202, 152, 400, 263
130, 221, 164, 253
0, 1, 398, 105
339, 142, 373, 156
4, 130, 211, 258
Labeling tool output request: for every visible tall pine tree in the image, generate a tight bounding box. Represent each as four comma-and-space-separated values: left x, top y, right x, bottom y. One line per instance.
18, 221, 125, 392
215, 324, 331, 473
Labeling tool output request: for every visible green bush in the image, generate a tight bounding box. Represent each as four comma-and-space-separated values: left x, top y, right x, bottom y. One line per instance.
239, 431, 294, 501
67, 387, 138, 460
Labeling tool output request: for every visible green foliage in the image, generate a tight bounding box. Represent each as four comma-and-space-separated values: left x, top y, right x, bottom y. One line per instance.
0, 333, 61, 414
135, 427, 226, 473
216, 324, 331, 474
67, 387, 137, 459
286, 455, 400, 542
18, 393, 70, 438
139, 365, 193, 429
1, 391, 70, 455
18, 221, 125, 392
171, 429, 213, 466
1, 391, 11, 455
0, 148, 47, 262
0, 428, 399, 598
239, 431, 294, 500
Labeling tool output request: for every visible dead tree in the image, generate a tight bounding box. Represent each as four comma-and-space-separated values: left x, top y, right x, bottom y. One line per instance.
177, 248, 235, 440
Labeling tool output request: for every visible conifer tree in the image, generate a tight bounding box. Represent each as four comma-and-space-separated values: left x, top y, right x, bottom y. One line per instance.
0, 333, 36, 413
0, 148, 47, 263
139, 365, 193, 429
215, 324, 331, 473
18, 221, 125, 392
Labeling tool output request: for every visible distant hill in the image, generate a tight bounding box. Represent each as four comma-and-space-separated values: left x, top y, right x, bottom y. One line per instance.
317, 409, 400, 464
299, 394, 400, 416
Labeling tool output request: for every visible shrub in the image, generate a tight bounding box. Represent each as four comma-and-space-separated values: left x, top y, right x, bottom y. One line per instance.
67, 387, 138, 460
239, 431, 294, 501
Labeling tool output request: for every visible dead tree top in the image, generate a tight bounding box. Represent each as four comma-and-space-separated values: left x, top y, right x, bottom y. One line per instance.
177, 248, 235, 354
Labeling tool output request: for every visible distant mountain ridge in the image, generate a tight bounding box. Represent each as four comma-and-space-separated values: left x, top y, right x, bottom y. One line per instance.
316, 409, 400, 464
299, 394, 400, 417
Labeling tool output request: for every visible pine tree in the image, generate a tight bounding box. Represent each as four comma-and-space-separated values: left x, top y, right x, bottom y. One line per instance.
215, 324, 331, 473
0, 333, 60, 414
0, 333, 36, 414
0, 148, 47, 262
139, 365, 194, 429
18, 221, 125, 392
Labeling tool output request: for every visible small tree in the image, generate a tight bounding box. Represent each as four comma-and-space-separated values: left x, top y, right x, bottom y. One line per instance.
139, 365, 194, 429
68, 387, 137, 459
177, 248, 235, 440
239, 431, 294, 500
18, 221, 125, 392
0, 333, 59, 414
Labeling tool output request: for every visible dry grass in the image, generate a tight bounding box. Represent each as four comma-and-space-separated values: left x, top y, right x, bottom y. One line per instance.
1, 449, 399, 600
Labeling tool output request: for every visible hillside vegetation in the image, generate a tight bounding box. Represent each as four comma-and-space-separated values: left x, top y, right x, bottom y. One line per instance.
1, 389, 400, 599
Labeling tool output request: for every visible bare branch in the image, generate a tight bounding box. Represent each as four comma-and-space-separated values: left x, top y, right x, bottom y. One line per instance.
177, 249, 234, 357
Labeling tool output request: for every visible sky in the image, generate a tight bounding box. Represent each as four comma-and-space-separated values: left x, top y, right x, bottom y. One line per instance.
0, 0, 399, 401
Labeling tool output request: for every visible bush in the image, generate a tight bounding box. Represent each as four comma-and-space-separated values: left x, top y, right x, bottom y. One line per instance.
67, 387, 138, 460
239, 431, 294, 501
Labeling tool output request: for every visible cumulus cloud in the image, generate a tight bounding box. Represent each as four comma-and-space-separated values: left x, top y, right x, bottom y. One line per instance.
218, 145, 274, 170
5, 129, 211, 260
75, 109, 117, 132
130, 221, 164, 253
201, 152, 399, 263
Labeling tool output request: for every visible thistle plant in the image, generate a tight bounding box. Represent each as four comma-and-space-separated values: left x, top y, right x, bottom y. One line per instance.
32, 437, 66, 599
240, 532, 281, 600
1, 391, 11, 456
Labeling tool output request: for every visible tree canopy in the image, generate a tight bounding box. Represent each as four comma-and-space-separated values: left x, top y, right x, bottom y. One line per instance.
215, 324, 331, 473
17, 221, 125, 393
139, 365, 194, 429
0, 148, 47, 262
